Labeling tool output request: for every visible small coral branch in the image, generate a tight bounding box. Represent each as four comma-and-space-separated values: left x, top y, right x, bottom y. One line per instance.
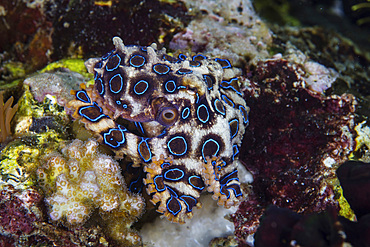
0, 91, 19, 143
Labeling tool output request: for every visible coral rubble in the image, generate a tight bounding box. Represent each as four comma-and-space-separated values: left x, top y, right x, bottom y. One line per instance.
37, 139, 144, 246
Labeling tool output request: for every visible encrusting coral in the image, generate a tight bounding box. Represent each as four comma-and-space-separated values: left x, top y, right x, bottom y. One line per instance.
0, 92, 19, 144
37, 139, 145, 246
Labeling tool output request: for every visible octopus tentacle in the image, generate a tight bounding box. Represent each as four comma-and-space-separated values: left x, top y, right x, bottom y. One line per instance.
203, 156, 242, 208
144, 155, 203, 224
67, 84, 150, 162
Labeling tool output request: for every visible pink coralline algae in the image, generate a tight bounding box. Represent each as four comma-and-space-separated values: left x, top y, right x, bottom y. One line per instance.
0, 185, 42, 241
231, 59, 356, 244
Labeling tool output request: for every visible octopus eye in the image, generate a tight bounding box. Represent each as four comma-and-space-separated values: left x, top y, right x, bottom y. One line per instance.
157, 107, 178, 126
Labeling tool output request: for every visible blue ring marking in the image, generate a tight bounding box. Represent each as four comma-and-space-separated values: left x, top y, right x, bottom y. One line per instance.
197, 104, 209, 123
190, 61, 201, 67
153, 64, 170, 75
160, 162, 171, 169
116, 100, 121, 105
202, 139, 220, 162
164, 168, 184, 181
129, 176, 143, 193
140, 46, 147, 52
76, 90, 91, 103
196, 93, 199, 104
220, 78, 242, 96
103, 126, 126, 148
220, 181, 242, 197
158, 129, 167, 137
232, 145, 239, 161
214, 58, 232, 69
181, 107, 190, 119
214, 99, 225, 115
165, 80, 176, 93
135, 122, 145, 135
178, 53, 187, 60
138, 138, 152, 162
229, 119, 239, 138
192, 54, 207, 61
109, 74, 123, 94
167, 187, 179, 198
129, 54, 146, 68
176, 69, 193, 75
94, 61, 103, 69
101, 50, 113, 60
78, 103, 106, 122
180, 195, 197, 212
153, 175, 166, 192
221, 94, 235, 107
203, 75, 213, 90
122, 104, 128, 109
229, 186, 242, 197
166, 196, 182, 216
177, 85, 187, 90
188, 175, 205, 190
133, 80, 149, 95
213, 159, 224, 170
167, 136, 188, 156
162, 54, 178, 63
106, 54, 121, 71
96, 78, 104, 95
239, 105, 249, 124
221, 170, 240, 186
220, 185, 231, 199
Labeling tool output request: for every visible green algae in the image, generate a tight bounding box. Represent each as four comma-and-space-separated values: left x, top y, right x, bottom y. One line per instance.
335, 184, 356, 221
0, 131, 65, 190
40, 58, 92, 80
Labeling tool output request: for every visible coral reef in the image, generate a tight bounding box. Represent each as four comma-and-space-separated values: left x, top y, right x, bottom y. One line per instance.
231, 58, 356, 244
272, 26, 370, 110
0, 185, 42, 237
253, 160, 370, 247
37, 139, 144, 246
24, 67, 89, 108
0, 184, 110, 246
0, 0, 368, 245
0, 91, 19, 144
170, 0, 272, 66
67, 36, 249, 223
352, 121, 370, 161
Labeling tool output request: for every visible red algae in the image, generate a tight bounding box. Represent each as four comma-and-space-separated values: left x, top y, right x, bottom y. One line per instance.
231, 59, 356, 244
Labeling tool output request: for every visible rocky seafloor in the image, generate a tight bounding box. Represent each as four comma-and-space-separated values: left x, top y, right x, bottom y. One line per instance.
0, 0, 369, 246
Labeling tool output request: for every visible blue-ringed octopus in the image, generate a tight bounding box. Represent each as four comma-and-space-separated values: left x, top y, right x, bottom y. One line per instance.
67, 37, 249, 223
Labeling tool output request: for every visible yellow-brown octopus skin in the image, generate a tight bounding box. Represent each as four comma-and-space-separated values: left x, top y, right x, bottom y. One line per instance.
67, 36, 249, 223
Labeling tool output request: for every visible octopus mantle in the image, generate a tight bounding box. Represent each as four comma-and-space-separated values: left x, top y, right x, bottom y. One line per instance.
67, 37, 249, 223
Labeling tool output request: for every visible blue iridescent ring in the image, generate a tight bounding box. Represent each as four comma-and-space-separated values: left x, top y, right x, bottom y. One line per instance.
109, 74, 124, 94
134, 80, 149, 95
